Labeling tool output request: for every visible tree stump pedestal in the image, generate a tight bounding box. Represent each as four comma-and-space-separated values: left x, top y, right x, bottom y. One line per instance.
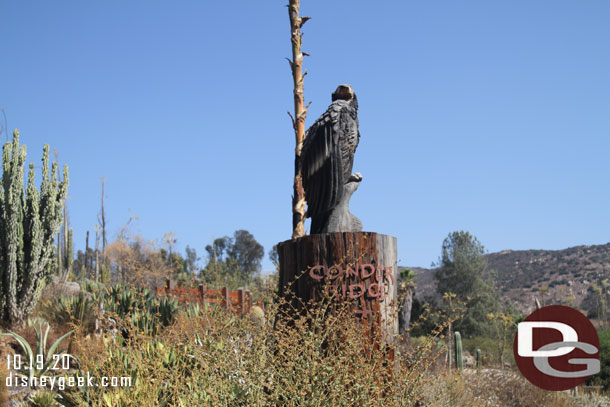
277, 232, 398, 347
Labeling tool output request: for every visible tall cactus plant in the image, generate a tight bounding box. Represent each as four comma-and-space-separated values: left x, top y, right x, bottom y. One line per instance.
454, 331, 463, 371
0, 130, 68, 328
58, 202, 74, 281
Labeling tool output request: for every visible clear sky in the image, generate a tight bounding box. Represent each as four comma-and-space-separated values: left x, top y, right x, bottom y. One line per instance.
2, 1, 609, 272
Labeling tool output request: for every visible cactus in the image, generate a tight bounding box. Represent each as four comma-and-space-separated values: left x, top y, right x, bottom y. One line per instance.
248, 305, 265, 328
0, 130, 68, 328
59, 224, 74, 280
476, 348, 482, 369
56, 202, 73, 281
454, 331, 463, 371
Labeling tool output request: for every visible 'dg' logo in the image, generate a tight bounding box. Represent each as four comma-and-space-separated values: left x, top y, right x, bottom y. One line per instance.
513, 305, 600, 391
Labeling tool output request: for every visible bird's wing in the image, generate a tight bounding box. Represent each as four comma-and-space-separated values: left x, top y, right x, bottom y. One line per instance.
301, 101, 345, 218
338, 104, 359, 182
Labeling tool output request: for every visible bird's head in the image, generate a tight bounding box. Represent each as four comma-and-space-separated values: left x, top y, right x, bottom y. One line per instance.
331, 84, 358, 110
332, 84, 355, 101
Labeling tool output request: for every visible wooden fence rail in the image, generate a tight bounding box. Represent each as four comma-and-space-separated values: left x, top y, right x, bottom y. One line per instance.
156, 279, 263, 316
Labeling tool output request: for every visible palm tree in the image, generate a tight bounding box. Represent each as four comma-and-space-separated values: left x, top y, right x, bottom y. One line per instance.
399, 268, 417, 336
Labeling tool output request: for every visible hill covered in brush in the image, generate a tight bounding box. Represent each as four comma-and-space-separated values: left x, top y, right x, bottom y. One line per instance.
404, 242, 610, 316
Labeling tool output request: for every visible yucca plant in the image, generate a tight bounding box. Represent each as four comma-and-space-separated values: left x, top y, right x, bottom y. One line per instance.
0, 317, 77, 384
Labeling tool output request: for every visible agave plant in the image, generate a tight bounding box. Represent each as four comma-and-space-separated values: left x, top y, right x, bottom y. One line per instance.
28, 389, 57, 407
154, 296, 179, 327
39, 292, 98, 333
184, 302, 203, 318
103, 285, 180, 337
0, 318, 77, 384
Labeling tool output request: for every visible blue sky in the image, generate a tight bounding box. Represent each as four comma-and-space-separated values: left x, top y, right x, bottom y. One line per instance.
2, 1, 609, 272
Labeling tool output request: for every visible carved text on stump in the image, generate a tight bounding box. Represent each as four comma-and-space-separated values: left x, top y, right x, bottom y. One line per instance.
278, 232, 398, 346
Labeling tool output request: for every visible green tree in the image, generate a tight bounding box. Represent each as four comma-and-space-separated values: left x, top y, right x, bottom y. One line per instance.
0, 131, 68, 328
73, 247, 96, 280
203, 236, 231, 282
408, 297, 438, 337
200, 257, 243, 289
201, 230, 264, 288
269, 244, 279, 272
434, 231, 497, 337
435, 231, 487, 297
184, 245, 199, 275
227, 230, 264, 278
205, 236, 231, 263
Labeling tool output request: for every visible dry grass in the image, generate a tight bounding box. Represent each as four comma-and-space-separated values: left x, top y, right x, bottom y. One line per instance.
418, 368, 610, 407
3, 288, 608, 406
60, 294, 448, 406
0, 356, 9, 406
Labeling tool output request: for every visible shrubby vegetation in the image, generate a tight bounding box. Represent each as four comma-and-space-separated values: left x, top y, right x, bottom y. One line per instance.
409, 229, 608, 393
587, 328, 610, 391
2, 284, 606, 406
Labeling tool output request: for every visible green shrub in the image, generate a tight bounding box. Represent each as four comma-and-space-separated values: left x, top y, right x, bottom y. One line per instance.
462, 335, 516, 367
586, 328, 610, 392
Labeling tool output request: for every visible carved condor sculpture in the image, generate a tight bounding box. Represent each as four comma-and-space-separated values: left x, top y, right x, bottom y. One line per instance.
301, 84, 363, 234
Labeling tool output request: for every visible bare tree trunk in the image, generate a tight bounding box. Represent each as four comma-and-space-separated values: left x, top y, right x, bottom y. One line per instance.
447, 322, 453, 370
85, 230, 90, 275
94, 228, 100, 282
288, 0, 310, 239
213, 238, 218, 276
62, 202, 69, 282
99, 178, 107, 259
399, 288, 413, 336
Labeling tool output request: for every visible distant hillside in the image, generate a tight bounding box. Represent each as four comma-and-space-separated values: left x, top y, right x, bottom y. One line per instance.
404, 242, 610, 315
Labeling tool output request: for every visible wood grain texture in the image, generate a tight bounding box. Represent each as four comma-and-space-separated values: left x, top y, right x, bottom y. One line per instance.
278, 232, 398, 345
